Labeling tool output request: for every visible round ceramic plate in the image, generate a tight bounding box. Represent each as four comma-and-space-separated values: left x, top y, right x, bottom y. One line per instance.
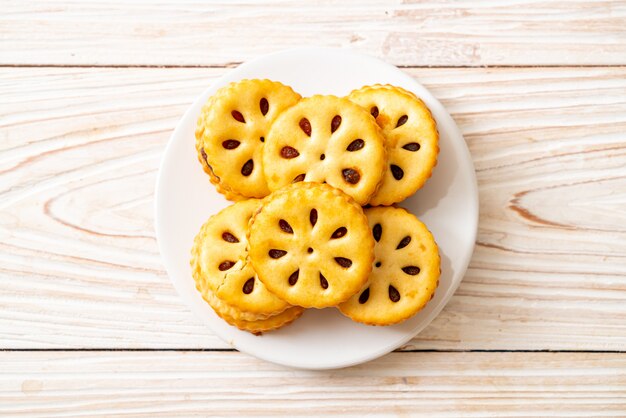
155, 47, 478, 370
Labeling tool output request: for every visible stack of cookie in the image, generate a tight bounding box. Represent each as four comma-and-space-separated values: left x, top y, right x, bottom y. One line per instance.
192, 79, 440, 333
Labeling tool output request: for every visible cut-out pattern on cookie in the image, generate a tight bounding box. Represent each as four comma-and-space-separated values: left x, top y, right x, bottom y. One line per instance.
347, 85, 439, 205
190, 199, 291, 321
339, 206, 440, 326
248, 183, 375, 308
195, 79, 301, 200
263, 95, 386, 205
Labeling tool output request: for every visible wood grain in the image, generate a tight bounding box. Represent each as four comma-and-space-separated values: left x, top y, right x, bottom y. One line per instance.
0, 351, 624, 417
1, 66, 625, 350
2, 1, 626, 67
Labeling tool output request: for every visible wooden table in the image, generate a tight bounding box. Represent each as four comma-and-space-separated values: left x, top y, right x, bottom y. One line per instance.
1, 1, 625, 416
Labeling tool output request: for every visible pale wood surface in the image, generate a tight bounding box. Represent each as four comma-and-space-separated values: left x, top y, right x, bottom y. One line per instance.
1, 1, 625, 415
0, 352, 626, 417
2, 0, 626, 67
1, 351, 625, 417
1, 67, 625, 350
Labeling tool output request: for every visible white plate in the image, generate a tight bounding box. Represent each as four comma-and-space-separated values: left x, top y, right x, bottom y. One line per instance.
155, 47, 478, 370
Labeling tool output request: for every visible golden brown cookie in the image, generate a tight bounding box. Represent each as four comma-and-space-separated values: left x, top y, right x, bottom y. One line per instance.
200, 286, 304, 334
348, 85, 439, 205
339, 206, 440, 325
263, 95, 386, 205
248, 182, 374, 308
191, 199, 291, 321
196, 79, 301, 200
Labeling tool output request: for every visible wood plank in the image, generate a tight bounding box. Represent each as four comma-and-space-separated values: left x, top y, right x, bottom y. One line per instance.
0, 351, 624, 417
2, 1, 626, 67
0, 67, 625, 350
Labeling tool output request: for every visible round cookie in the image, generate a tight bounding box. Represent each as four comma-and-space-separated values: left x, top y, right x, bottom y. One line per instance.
339, 206, 440, 326
248, 182, 374, 308
191, 199, 291, 320
263, 95, 386, 205
200, 286, 304, 334
196, 79, 302, 200
348, 85, 439, 205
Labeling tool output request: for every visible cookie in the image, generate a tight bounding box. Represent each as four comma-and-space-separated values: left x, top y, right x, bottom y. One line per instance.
348, 85, 439, 205
263, 95, 387, 205
201, 286, 304, 334
248, 182, 374, 308
196, 79, 302, 200
191, 199, 291, 320
339, 206, 440, 326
